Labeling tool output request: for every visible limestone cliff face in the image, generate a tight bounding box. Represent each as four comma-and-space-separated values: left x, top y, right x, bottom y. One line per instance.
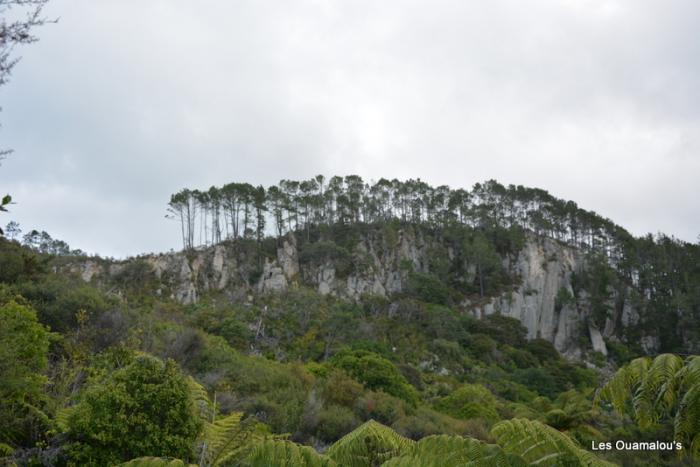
72, 229, 655, 360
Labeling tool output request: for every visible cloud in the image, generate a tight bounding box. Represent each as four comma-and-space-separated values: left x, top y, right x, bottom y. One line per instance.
1, 0, 698, 256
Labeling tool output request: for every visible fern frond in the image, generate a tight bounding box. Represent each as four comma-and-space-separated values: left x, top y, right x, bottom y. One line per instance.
54, 406, 74, 432
491, 418, 615, 467
241, 439, 336, 467
0, 442, 13, 457
187, 376, 213, 422
678, 356, 700, 391
381, 434, 522, 467
634, 354, 683, 428
596, 357, 650, 413
674, 385, 700, 449
199, 411, 259, 466
327, 420, 414, 467
118, 457, 194, 466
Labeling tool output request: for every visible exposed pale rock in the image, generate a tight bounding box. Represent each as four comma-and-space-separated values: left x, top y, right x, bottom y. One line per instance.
278, 234, 299, 279
80, 261, 100, 282
257, 260, 288, 294
588, 324, 608, 355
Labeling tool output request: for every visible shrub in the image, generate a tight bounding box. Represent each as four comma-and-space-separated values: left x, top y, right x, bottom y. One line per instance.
66, 356, 202, 466
434, 384, 500, 423
321, 370, 364, 408
355, 391, 408, 426
331, 350, 418, 405
315, 405, 359, 442
405, 272, 451, 306
0, 300, 52, 445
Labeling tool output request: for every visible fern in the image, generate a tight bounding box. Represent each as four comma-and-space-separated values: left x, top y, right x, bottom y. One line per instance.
598, 353, 700, 458
634, 354, 683, 427
118, 457, 195, 466
595, 357, 650, 413
240, 439, 336, 466
188, 376, 214, 422
491, 418, 615, 467
675, 385, 700, 452
327, 419, 414, 467
54, 406, 74, 432
381, 434, 524, 467
199, 412, 262, 467
0, 442, 13, 457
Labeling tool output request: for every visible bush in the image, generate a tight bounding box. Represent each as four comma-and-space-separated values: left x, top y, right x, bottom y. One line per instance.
219, 316, 252, 350
405, 272, 452, 305
66, 356, 202, 466
321, 370, 363, 408
0, 238, 43, 283
0, 300, 52, 445
524, 339, 560, 364
330, 350, 418, 405
314, 405, 359, 442
513, 367, 562, 399
434, 384, 500, 423
355, 391, 407, 426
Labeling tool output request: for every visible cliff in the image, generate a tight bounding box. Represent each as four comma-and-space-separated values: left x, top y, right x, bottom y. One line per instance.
71, 225, 665, 361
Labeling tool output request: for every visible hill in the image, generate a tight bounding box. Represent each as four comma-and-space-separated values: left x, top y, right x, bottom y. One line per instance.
1, 177, 699, 466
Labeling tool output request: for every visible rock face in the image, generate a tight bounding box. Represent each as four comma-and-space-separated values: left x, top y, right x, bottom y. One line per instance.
70, 228, 654, 360
471, 237, 603, 359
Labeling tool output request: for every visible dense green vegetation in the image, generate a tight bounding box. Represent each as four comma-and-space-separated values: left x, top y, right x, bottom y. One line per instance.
1, 225, 699, 466
168, 176, 700, 353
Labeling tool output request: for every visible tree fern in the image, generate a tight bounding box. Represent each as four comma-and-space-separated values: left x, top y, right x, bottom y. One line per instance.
188, 377, 215, 422
118, 457, 195, 466
238, 439, 336, 467
595, 356, 650, 413
598, 354, 700, 458
491, 418, 615, 467
327, 420, 414, 467
198, 412, 264, 467
381, 434, 524, 467
633, 354, 683, 427
674, 385, 700, 458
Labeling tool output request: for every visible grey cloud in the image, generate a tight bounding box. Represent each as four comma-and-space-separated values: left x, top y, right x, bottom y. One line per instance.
1, 0, 698, 256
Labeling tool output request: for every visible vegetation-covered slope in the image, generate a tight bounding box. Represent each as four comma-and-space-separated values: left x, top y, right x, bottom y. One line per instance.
1, 177, 699, 466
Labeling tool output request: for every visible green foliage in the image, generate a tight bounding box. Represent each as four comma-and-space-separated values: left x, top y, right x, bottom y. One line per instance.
382, 434, 520, 467
330, 351, 418, 406
16, 275, 112, 333
491, 418, 616, 466
219, 317, 252, 351
0, 238, 43, 283
327, 420, 414, 467
240, 439, 336, 467
405, 271, 451, 306
314, 405, 360, 442
0, 300, 52, 446
300, 241, 353, 277
321, 370, 364, 408
199, 412, 262, 466
556, 286, 576, 311
119, 457, 194, 466
66, 356, 203, 466
597, 354, 700, 457
434, 384, 501, 423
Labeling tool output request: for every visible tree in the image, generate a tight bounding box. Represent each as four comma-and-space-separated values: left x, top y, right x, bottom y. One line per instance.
4, 220, 19, 239
0, 300, 52, 449
66, 356, 203, 466
327, 420, 413, 467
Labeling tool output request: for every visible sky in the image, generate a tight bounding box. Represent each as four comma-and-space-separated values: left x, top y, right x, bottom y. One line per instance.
1, 0, 699, 258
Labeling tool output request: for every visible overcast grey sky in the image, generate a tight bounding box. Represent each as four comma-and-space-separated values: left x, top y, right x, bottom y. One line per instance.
1, 0, 699, 257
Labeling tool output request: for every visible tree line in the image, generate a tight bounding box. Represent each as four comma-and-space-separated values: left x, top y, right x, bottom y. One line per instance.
168, 176, 631, 256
